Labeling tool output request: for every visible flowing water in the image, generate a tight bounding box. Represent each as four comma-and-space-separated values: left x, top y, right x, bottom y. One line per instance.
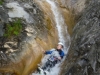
46, 0, 70, 54
32, 0, 70, 75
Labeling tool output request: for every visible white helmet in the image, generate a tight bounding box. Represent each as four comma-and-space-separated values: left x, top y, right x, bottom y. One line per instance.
58, 42, 63, 46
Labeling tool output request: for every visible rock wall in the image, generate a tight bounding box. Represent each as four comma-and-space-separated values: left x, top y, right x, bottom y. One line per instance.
50, 0, 87, 35
61, 0, 100, 75
0, 0, 58, 75
1, 0, 99, 75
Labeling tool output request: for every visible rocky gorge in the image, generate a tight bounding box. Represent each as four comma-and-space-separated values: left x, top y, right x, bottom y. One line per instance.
0, 0, 100, 75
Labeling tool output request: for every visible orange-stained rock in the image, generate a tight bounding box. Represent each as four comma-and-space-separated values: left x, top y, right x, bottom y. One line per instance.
0, 0, 81, 75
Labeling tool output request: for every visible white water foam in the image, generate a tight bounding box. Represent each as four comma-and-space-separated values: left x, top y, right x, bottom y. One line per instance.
46, 0, 70, 54
32, 0, 70, 75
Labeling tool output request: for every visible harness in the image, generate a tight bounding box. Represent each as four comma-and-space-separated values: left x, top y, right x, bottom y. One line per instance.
48, 50, 60, 62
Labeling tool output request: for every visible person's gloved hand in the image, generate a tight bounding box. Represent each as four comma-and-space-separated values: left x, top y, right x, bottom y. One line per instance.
41, 50, 45, 53
57, 56, 61, 60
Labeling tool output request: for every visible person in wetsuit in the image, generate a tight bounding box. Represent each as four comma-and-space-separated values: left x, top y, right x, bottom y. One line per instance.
40, 42, 65, 71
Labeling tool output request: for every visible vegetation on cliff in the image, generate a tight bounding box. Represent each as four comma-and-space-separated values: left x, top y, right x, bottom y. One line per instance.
0, 0, 4, 5
3, 19, 22, 38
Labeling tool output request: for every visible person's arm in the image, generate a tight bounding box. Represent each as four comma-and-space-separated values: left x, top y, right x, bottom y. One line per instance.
42, 49, 55, 54
60, 51, 65, 59
56, 51, 64, 60
45, 50, 53, 54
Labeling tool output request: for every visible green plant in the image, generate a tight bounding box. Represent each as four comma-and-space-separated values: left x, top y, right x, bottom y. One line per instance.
0, 0, 4, 5
4, 19, 22, 38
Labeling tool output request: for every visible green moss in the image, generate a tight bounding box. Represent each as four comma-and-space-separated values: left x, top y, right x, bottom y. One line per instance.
0, 0, 4, 5
4, 19, 22, 38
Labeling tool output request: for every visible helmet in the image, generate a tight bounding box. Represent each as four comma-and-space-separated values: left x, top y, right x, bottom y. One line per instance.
58, 42, 63, 46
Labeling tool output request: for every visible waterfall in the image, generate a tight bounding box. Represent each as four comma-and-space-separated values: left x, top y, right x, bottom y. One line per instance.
46, 0, 70, 54
32, 0, 70, 75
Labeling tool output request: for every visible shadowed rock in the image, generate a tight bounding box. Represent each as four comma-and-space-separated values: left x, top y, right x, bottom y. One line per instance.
61, 0, 100, 75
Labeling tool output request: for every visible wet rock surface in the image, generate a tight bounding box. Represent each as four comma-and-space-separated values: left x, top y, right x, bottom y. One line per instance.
0, 0, 48, 75
1, 0, 100, 75
61, 0, 100, 75
0, 0, 60, 74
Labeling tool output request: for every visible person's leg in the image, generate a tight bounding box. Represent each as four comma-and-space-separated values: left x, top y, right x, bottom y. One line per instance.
46, 61, 56, 71
43, 60, 54, 71
51, 60, 60, 68
42, 60, 50, 70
